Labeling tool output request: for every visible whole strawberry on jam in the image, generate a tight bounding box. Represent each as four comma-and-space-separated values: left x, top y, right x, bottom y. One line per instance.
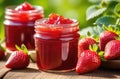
104, 40, 120, 60
99, 26, 118, 51
45, 13, 73, 24
15, 2, 35, 11
76, 49, 101, 74
78, 37, 97, 57
5, 44, 30, 69
0, 45, 5, 60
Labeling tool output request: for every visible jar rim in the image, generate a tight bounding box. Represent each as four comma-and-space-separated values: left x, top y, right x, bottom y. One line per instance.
35, 18, 79, 28
5, 6, 43, 13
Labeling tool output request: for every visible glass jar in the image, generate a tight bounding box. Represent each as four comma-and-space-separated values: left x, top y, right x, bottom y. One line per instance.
34, 18, 80, 72
4, 6, 44, 51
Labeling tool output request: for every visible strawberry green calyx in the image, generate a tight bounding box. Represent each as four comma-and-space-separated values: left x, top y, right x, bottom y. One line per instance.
89, 44, 106, 61
15, 44, 35, 62
0, 39, 5, 51
89, 44, 98, 52
103, 25, 120, 35
0, 45, 5, 52
98, 51, 106, 61
80, 31, 92, 39
81, 31, 99, 43
15, 44, 28, 54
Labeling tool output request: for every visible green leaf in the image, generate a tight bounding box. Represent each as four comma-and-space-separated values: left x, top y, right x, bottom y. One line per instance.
104, 0, 120, 3
106, 1, 118, 14
116, 18, 120, 25
88, 0, 101, 3
114, 3, 120, 17
15, 45, 22, 51
21, 44, 28, 53
0, 44, 5, 52
92, 34, 99, 42
95, 15, 116, 26
86, 5, 106, 20
87, 31, 91, 36
80, 25, 104, 36
89, 44, 98, 52
93, 44, 98, 52
80, 26, 95, 35
15, 44, 28, 54
98, 51, 107, 61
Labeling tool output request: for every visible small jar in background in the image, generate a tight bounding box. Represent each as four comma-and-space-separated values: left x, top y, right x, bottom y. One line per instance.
4, 2, 44, 50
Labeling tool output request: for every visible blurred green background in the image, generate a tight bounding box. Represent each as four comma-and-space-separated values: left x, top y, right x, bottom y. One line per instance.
0, 0, 91, 40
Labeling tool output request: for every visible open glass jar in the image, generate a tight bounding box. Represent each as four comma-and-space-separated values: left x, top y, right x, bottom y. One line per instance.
34, 18, 80, 72
4, 5, 44, 50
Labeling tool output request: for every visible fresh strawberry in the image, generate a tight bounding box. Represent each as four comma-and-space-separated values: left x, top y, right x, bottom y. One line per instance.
76, 50, 101, 74
78, 37, 97, 57
5, 44, 30, 69
0, 45, 5, 60
15, 2, 34, 11
104, 40, 120, 60
99, 31, 118, 51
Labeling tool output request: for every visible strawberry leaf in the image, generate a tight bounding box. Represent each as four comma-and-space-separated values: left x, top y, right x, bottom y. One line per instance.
107, 1, 118, 13
80, 25, 104, 38
95, 16, 116, 26
103, 0, 120, 3
114, 3, 120, 17
86, 5, 106, 20
88, 0, 100, 3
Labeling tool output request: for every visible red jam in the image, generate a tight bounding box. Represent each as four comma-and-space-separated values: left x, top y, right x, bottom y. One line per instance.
4, 2, 44, 50
15, 2, 35, 11
34, 13, 80, 71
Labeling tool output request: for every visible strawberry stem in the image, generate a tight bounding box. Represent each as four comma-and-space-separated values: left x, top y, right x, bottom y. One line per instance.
98, 51, 107, 61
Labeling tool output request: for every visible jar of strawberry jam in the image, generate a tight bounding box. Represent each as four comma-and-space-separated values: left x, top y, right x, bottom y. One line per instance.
4, 2, 44, 50
34, 13, 80, 72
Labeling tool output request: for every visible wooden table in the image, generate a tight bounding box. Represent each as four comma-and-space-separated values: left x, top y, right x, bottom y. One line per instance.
0, 60, 120, 79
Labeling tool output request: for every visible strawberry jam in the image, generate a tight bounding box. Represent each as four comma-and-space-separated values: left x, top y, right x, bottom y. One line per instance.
34, 13, 80, 72
4, 2, 44, 50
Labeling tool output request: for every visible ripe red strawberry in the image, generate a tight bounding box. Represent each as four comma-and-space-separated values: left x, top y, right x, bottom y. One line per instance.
5, 45, 30, 69
104, 40, 120, 60
78, 37, 97, 57
76, 50, 101, 74
15, 2, 34, 11
0, 45, 5, 60
99, 31, 118, 51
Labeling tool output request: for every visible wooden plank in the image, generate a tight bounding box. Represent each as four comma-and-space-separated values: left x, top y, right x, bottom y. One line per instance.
3, 62, 39, 79
0, 61, 10, 79
1, 61, 120, 79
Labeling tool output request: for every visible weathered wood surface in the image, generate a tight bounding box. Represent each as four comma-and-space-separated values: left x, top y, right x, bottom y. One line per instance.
0, 61, 120, 79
